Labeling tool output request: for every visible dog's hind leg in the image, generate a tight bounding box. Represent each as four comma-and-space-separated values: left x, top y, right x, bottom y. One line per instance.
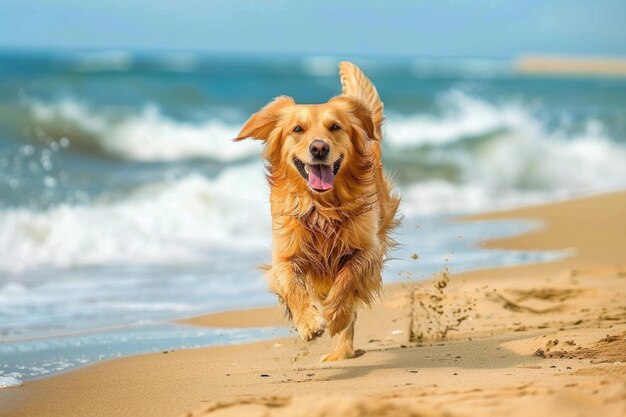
320, 311, 363, 362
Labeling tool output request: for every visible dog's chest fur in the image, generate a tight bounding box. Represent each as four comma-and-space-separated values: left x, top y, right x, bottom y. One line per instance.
290, 208, 361, 280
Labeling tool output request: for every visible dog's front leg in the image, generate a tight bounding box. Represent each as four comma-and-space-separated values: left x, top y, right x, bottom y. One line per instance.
267, 262, 326, 341
323, 249, 382, 336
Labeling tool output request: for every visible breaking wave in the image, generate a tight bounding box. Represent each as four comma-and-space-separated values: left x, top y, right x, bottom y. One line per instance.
0, 166, 271, 274
384, 90, 626, 197
27, 99, 262, 162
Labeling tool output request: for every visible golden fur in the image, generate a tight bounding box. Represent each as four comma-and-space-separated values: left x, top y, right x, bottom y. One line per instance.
235, 62, 401, 361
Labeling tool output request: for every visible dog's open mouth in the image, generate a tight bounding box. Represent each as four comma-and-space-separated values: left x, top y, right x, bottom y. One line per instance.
293, 155, 343, 192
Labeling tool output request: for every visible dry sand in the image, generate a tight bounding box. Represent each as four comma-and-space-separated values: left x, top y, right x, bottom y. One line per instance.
1, 191, 625, 417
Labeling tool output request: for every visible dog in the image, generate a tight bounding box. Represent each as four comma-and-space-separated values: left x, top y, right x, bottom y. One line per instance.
235, 62, 400, 362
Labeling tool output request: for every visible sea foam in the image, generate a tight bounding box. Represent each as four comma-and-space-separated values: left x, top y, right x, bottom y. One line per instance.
29, 99, 262, 162
0, 376, 21, 388
0, 165, 271, 274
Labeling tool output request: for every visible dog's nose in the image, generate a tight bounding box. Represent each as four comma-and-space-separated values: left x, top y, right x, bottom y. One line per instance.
309, 140, 330, 160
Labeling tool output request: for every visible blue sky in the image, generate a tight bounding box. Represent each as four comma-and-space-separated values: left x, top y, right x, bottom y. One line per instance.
2, 0, 625, 57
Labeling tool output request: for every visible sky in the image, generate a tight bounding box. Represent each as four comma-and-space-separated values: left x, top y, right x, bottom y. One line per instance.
1, 0, 625, 58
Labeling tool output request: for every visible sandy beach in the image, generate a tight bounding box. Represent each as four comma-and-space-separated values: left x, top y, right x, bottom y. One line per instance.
1, 191, 625, 417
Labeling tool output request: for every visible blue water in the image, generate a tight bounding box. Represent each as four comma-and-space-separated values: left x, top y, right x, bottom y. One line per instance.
0, 325, 289, 382
0, 51, 624, 384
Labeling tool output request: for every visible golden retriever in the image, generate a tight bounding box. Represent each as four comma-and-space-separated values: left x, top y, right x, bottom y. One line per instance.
235, 62, 400, 361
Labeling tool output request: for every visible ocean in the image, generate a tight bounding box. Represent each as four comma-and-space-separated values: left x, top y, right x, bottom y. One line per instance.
1, 51, 625, 385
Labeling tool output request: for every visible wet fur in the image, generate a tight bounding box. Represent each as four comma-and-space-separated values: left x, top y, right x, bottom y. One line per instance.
235, 62, 401, 361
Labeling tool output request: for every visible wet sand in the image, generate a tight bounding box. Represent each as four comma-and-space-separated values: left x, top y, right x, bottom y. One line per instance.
1, 191, 625, 417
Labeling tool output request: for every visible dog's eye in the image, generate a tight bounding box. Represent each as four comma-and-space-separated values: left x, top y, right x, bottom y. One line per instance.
330, 124, 341, 131
293, 126, 303, 133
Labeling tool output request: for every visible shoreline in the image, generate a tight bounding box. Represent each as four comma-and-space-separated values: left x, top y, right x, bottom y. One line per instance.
1, 191, 625, 417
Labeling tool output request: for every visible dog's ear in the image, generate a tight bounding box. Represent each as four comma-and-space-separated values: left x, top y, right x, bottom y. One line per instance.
234, 96, 295, 142
339, 61, 383, 141
330, 96, 376, 141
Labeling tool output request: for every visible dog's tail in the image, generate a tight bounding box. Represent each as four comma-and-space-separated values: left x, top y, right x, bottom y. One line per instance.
339, 61, 384, 142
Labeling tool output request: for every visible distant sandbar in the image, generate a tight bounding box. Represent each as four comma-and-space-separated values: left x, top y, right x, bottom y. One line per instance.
516, 55, 626, 77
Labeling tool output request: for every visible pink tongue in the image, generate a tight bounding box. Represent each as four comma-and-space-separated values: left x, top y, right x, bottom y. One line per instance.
308, 164, 334, 191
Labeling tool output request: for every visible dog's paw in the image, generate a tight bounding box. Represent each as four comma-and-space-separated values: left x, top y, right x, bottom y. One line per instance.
294, 308, 326, 341
320, 349, 364, 362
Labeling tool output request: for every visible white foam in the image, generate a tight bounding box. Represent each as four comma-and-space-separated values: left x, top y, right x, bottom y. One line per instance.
384, 90, 531, 147
385, 90, 626, 194
0, 165, 271, 274
401, 180, 553, 217
0, 376, 21, 388
458, 121, 626, 192
399, 123, 626, 216
29, 100, 262, 162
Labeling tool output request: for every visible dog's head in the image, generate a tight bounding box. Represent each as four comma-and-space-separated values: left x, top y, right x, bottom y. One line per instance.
235, 96, 375, 195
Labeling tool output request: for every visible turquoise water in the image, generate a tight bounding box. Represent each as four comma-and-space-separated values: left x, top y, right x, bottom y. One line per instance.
0, 51, 623, 384
0, 324, 289, 384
